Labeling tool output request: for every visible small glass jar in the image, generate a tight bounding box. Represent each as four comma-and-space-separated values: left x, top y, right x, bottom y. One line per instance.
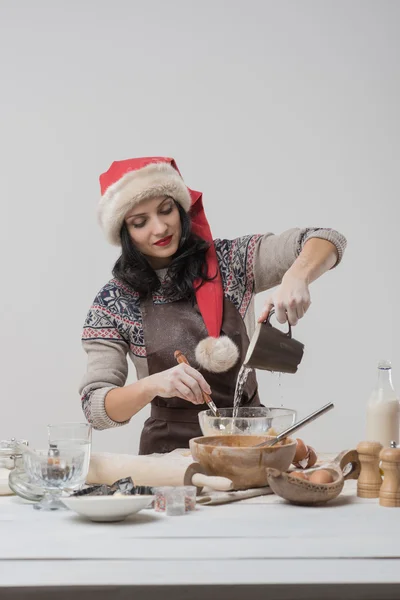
183, 486, 197, 511
165, 487, 186, 516
0, 438, 28, 496
154, 486, 171, 512
154, 485, 196, 515
0, 438, 44, 502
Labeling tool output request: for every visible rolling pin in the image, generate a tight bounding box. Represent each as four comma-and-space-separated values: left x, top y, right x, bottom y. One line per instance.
86, 452, 233, 493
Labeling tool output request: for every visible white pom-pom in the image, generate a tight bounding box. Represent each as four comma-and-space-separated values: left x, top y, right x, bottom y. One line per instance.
195, 336, 239, 373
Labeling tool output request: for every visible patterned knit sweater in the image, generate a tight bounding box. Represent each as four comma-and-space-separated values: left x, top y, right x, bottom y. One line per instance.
79, 227, 347, 430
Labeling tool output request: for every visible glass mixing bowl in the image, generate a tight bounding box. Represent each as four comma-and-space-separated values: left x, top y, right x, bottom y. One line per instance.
198, 406, 297, 436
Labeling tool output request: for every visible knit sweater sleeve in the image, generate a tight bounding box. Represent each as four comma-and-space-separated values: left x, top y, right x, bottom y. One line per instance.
253, 227, 347, 294
79, 307, 130, 430
214, 235, 261, 319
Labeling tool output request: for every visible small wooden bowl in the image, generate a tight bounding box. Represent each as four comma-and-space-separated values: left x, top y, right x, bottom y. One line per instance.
190, 435, 296, 490
266, 449, 360, 505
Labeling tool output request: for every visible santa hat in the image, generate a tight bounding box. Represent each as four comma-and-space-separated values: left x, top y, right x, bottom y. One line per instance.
98, 156, 239, 373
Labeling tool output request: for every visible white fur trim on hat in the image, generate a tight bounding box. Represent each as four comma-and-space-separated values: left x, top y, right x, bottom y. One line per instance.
195, 336, 240, 373
98, 162, 192, 246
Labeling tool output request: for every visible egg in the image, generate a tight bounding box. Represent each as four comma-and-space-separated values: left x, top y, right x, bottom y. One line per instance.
290, 471, 309, 480
308, 469, 334, 484
307, 447, 317, 468
293, 438, 308, 463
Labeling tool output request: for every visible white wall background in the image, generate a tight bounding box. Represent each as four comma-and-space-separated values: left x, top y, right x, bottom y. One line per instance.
0, 0, 398, 454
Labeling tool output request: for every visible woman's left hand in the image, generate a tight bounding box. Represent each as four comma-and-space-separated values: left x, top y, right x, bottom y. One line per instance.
258, 273, 311, 326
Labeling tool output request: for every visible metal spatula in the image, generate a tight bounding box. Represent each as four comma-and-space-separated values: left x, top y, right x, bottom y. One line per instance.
254, 402, 334, 447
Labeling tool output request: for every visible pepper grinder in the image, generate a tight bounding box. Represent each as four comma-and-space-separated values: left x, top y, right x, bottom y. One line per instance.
379, 446, 400, 507
356, 441, 383, 498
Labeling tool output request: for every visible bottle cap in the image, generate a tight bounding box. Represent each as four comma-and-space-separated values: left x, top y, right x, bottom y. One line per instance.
378, 359, 392, 370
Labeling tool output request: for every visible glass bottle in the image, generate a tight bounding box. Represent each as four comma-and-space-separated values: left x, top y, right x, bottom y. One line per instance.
366, 360, 400, 447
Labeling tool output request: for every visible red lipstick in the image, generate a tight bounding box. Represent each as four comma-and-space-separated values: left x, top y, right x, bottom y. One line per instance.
154, 235, 173, 247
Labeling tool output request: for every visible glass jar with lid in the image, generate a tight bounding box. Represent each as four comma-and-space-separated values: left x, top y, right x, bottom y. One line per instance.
0, 438, 28, 495
0, 438, 44, 501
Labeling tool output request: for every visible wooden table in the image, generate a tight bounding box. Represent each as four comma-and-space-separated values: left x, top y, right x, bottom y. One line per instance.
0, 481, 399, 599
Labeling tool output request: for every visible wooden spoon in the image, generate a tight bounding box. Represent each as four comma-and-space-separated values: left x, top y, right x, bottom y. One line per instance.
266, 449, 360, 505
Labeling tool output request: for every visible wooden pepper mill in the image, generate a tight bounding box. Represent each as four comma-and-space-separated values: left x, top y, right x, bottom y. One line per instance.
356, 441, 383, 498
379, 447, 400, 507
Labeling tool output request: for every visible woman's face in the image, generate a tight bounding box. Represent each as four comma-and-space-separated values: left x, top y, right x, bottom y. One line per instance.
124, 195, 182, 269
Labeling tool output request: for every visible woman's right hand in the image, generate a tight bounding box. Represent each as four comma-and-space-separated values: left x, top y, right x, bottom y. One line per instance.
148, 363, 211, 405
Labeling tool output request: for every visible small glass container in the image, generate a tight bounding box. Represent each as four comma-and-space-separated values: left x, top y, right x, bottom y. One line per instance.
165, 487, 186, 516
0, 438, 28, 469
183, 486, 196, 511
154, 486, 171, 512
0, 438, 33, 497
154, 486, 196, 514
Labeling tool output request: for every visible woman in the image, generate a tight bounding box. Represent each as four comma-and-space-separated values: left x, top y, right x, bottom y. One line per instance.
80, 156, 346, 454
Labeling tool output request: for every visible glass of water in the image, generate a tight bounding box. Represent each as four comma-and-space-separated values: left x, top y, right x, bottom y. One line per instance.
47, 422, 91, 489
47, 422, 91, 445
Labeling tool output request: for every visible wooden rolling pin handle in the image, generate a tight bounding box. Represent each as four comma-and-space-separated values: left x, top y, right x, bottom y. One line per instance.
191, 473, 233, 491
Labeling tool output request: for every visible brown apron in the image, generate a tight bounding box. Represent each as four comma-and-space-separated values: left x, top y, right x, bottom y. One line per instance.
139, 296, 261, 454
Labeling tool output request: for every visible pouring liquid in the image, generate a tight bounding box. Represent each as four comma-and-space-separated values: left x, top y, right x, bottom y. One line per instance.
233, 366, 253, 418
277, 371, 283, 406
233, 367, 286, 418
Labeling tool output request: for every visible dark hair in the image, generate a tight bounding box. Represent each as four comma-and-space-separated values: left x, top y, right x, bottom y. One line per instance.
112, 202, 216, 301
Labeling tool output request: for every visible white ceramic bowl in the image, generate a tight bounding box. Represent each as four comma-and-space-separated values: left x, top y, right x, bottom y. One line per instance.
62, 494, 154, 522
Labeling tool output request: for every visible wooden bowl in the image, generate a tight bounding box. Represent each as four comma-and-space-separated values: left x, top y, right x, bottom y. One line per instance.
266, 449, 360, 505
189, 435, 297, 490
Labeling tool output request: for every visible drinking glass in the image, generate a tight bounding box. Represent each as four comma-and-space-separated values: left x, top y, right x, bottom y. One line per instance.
47, 422, 91, 490
47, 422, 92, 448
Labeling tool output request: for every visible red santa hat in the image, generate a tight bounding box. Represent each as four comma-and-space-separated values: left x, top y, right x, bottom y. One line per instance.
98, 156, 239, 373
